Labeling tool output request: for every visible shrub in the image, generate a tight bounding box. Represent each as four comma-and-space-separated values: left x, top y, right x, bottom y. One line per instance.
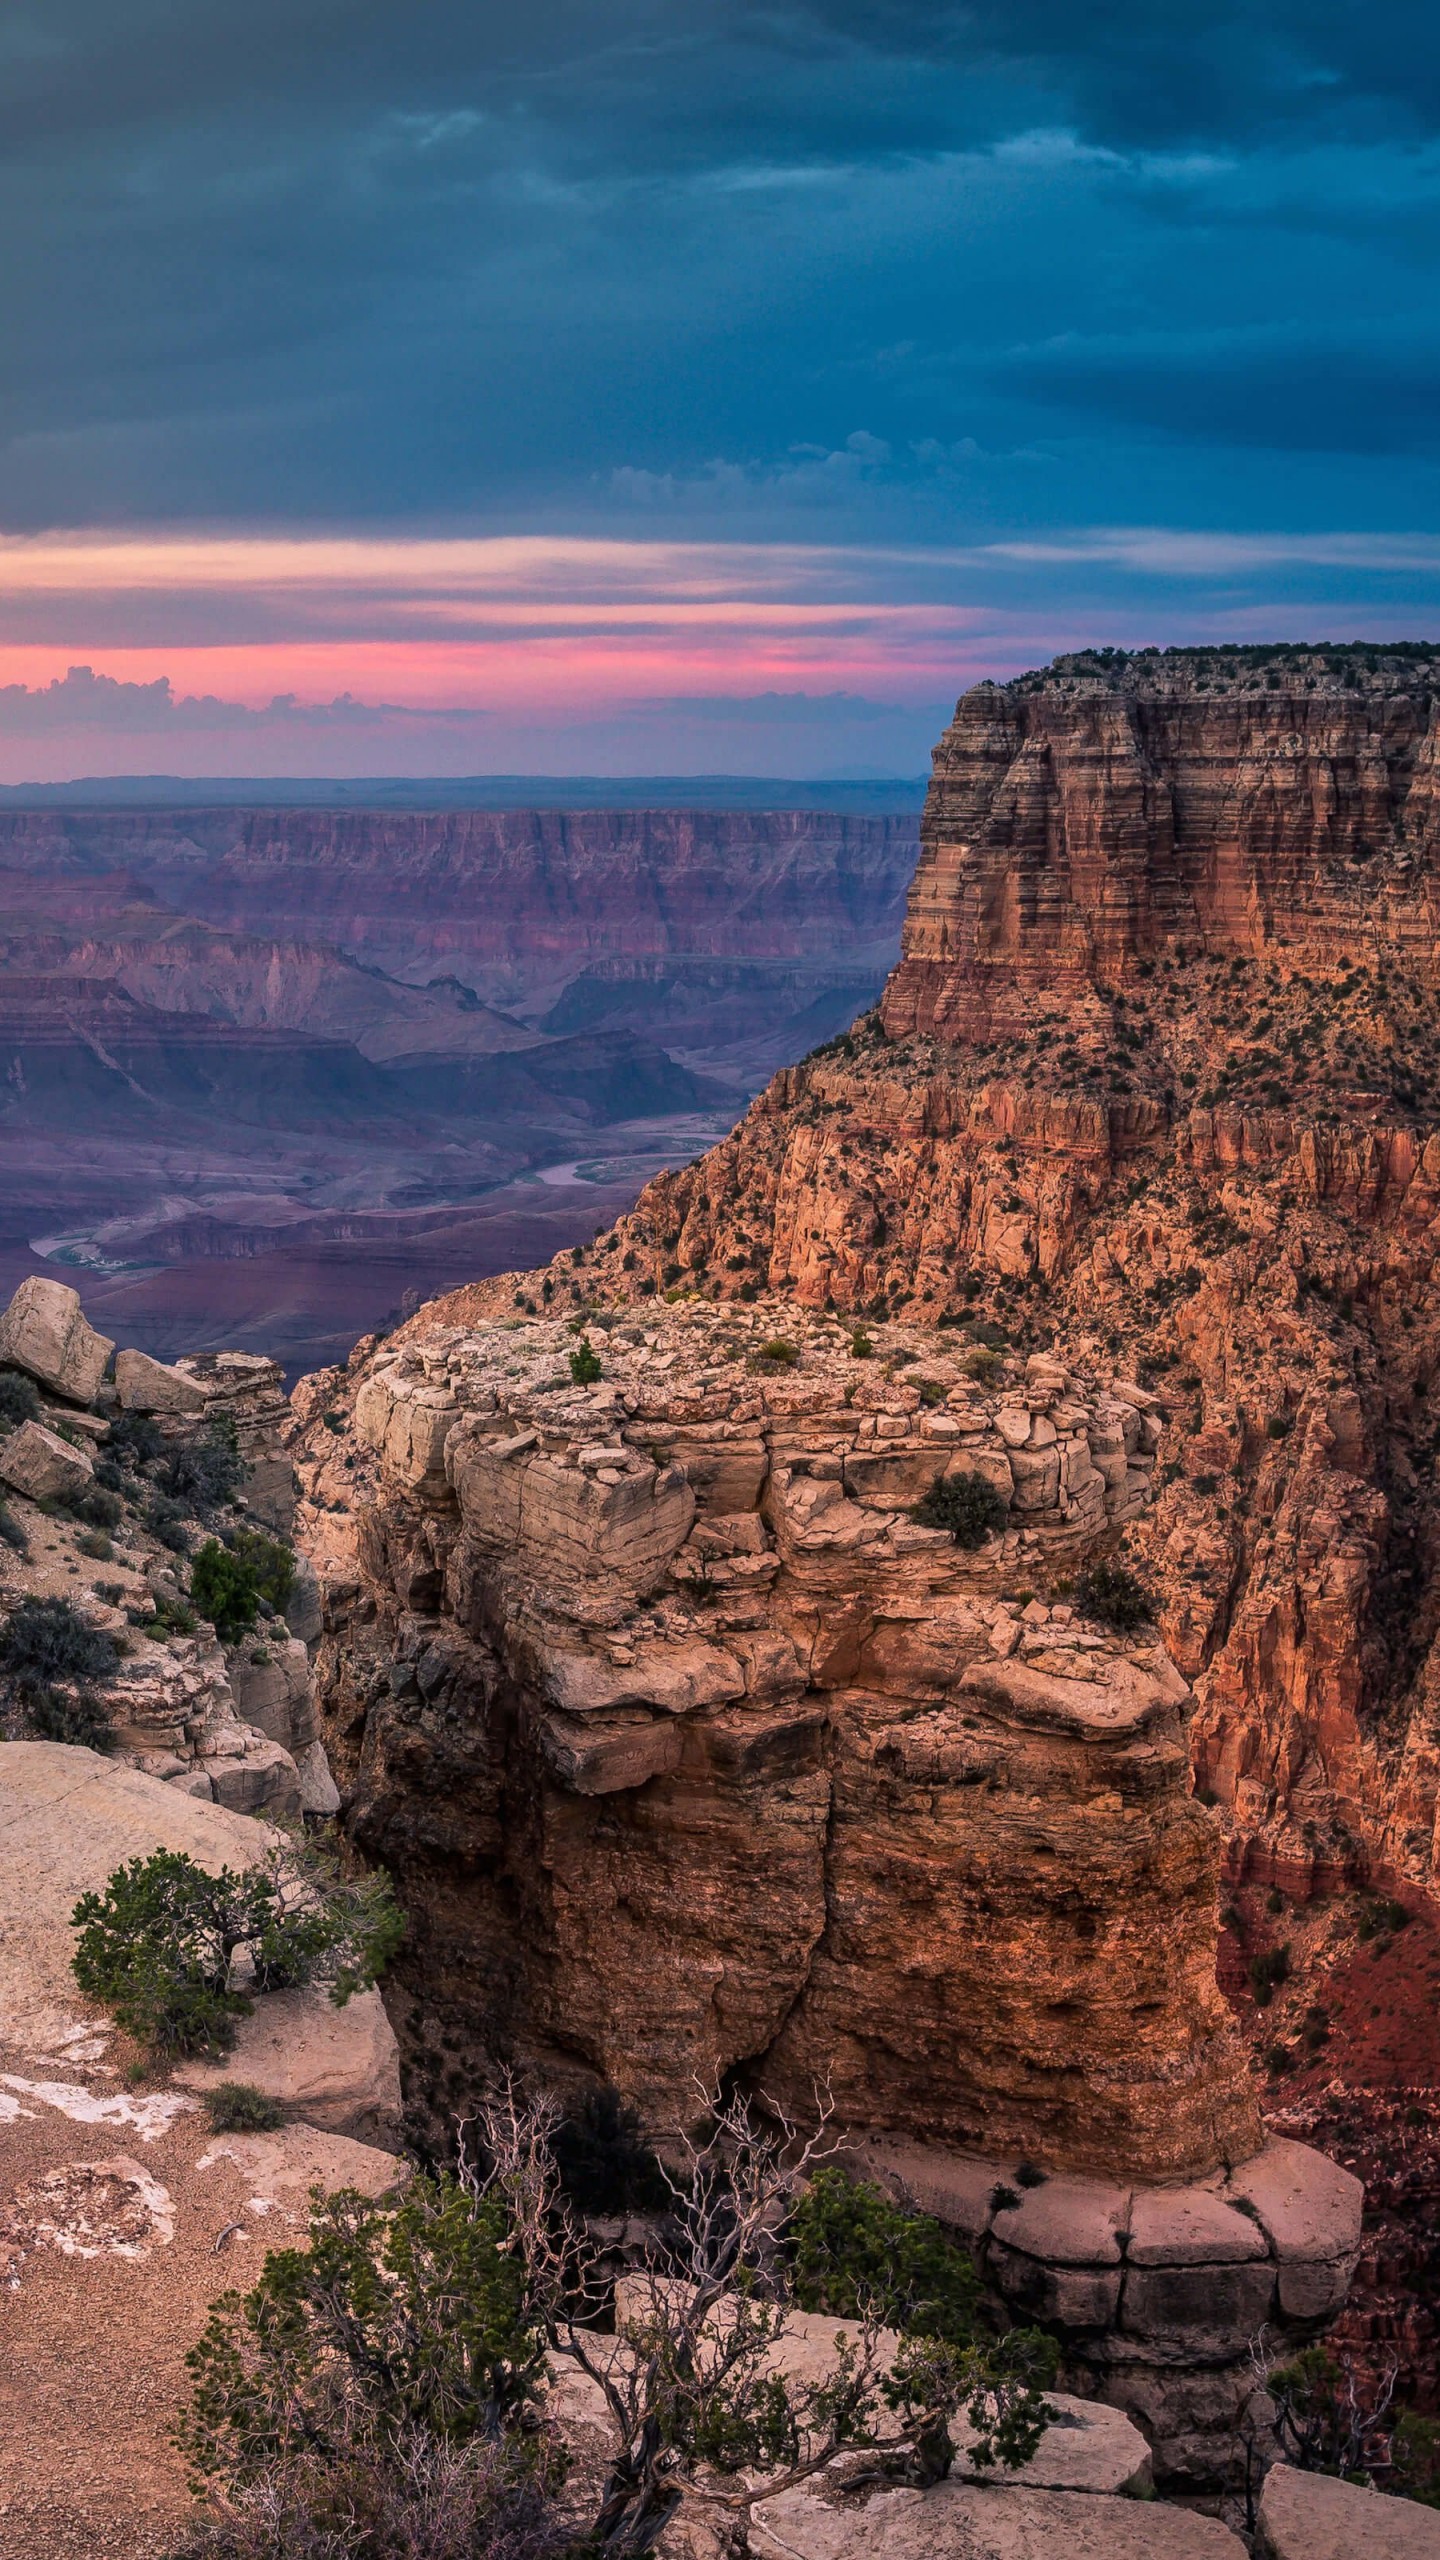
145, 1493, 192, 1552
191, 1540, 262, 1643
108, 1411, 164, 1469
549, 2086, 667, 2217
0, 1594, 119, 1695
913, 1470, 1009, 1549
790, 2169, 983, 2347
77, 1530, 113, 1561
169, 2437, 562, 2560
1248, 1943, 1291, 2007
26, 1685, 116, 1751
157, 1422, 246, 1514
0, 1503, 27, 1555
204, 2082, 287, 2134
177, 2178, 547, 2487
568, 1335, 602, 1386
848, 1328, 873, 1359
0, 1369, 41, 1435
962, 1347, 1001, 1383
227, 1528, 297, 1618
756, 1338, 799, 1367
1072, 1559, 1155, 1631
72, 1843, 404, 2057
72, 1485, 123, 1530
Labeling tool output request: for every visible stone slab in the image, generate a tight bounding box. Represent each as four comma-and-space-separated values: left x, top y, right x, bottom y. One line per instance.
1257, 2463, 1440, 2560
991, 2175, 1131, 2265
0, 1277, 113, 1405
1225, 2139, 1363, 2264
1120, 2257, 1277, 2352
1127, 2184, 1269, 2266
752, 2480, 1248, 2560
0, 1418, 95, 1503
114, 1348, 207, 1416
853, 2138, 1003, 2241
175, 1983, 402, 2145
194, 2119, 406, 2206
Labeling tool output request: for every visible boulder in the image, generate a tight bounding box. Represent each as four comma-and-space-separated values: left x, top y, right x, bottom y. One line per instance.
175, 1983, 402, 2145
0, 1740, 285, 2050
751, 2481, 1247, 2560
113, 1348, 208, 1416
0, 1418, 95, 1503
195, 2120, 406, 2207
1257, 2463, 1440, 2560
0, 1277, 113, 1405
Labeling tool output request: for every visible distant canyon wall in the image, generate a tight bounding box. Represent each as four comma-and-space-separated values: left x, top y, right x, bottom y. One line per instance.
0, 807, 920, 1044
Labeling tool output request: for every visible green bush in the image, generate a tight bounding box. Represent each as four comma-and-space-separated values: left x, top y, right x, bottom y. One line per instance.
228, 1528, 297, 1617
204, 2082, 287, 2134
1073, 1559, 1155, 1631
756, 1338, 799, 1367
790, 2169, 982, 2346
77, 1529, 113, 1561
158, 1421, 246, 1514
72, 1485, 123, 1530
145, 1492, 192, 1552
0, 1594, 119, 1695
550, 2087, 667, 2217
72, 1843, 404, 2058
109, 1410, 164, 1469
913, 1470, 1009, 1549
0, 1369, 41, 1435
568, 1335, 602, 1385
1248, 1942, 1291, 2007
191, 1540, 263, 1642
848, 1328, 873, 1359
177, 2178, 547, 2487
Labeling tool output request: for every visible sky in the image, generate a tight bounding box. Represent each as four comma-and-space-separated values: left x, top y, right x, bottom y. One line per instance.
3, 0, 1439, 780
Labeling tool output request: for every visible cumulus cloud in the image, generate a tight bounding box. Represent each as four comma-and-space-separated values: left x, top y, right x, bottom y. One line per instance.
0, 665, 484, 736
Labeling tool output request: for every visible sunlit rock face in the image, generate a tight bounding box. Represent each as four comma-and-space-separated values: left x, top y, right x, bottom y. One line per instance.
449, 649, 1440, 1907
293, 1302, 1257, 2181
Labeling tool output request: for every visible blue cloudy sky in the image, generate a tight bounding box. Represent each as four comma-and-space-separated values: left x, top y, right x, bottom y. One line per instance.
1, 0, 1437, 777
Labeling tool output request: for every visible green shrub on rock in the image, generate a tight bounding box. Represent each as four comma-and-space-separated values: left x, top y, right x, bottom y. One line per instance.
1072, 1558, 1155, 1631
913, 1470, 1009, 1549
72, 1844, 404, 2058
0, 1369, 42, 1435
204, 2082, 287, 2134
189, 1529, 295, 1644
790, 2168, 982, 2345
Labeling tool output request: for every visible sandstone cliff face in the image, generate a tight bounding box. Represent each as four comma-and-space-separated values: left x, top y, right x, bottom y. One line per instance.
293, 1303, 1257, 2182
473, 651, 1440, 1910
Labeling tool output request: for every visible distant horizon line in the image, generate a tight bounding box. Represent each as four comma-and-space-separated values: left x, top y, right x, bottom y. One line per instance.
0, 771, 929, 813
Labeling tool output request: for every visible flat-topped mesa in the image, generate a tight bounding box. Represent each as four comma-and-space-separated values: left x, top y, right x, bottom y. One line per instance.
885, 645, 1440, 1046
295, 1301, 1258, 2182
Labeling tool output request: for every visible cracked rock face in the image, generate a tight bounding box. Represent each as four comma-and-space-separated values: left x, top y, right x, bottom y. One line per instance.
440, 652, 1440, 1906
294, 1303, 1257, 2179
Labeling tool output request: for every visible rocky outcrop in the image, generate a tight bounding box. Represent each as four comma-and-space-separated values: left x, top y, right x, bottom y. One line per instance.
295, 1302, 1258, 2182
472, 648, 1440, 1911
0, 1279, 330, 1815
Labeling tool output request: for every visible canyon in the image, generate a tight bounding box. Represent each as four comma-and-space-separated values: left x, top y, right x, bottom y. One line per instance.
0, 804, 917, 1374
278, 646, 1440, 2500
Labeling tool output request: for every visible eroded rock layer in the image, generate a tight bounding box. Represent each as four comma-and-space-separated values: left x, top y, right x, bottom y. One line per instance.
293, 1303, 1257, 2180
446, 648, 1440, 1907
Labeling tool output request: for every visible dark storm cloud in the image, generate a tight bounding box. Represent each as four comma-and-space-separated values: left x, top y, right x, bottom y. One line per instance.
2, 0, 1440, 566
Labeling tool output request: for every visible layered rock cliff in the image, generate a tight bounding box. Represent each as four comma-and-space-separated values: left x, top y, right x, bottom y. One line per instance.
474, 646, 1440, 1909
293, 1301, 1257, 2183
0, 805, 918, 1063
